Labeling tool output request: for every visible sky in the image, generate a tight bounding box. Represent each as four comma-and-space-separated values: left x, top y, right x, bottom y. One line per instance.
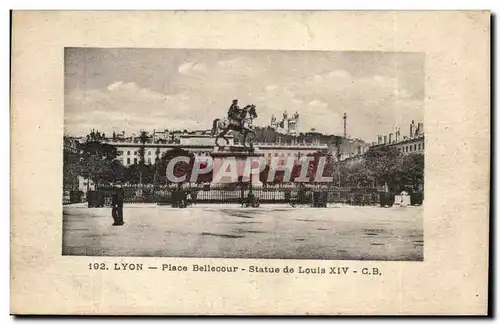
64, 48, 424, 143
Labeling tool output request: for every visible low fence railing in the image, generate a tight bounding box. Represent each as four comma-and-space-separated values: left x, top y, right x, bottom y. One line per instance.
85, 184, 396, 207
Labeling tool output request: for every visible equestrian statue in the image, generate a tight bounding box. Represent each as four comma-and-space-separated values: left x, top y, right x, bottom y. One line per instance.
211, 99, 258, 150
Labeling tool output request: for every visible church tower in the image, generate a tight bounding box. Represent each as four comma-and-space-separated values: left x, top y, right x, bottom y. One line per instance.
270, 114, 277, 128
287, 111, 300, 136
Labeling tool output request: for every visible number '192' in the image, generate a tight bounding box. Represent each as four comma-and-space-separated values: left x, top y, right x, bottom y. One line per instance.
89, 263, 107, 270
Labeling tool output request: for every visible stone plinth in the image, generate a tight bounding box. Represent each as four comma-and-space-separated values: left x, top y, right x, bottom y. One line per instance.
211, 146, 264, 186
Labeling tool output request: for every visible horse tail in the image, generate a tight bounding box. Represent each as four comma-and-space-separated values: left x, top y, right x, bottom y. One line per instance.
211, 119, 219, 136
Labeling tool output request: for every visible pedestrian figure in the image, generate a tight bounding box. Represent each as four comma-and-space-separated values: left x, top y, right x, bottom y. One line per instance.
186, 190, 193, 206
191, 189, 198, 206
112, 182, 125, 226
400, 190, 409, 207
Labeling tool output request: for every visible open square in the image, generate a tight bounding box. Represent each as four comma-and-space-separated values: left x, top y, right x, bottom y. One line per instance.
63, 204, 423, 261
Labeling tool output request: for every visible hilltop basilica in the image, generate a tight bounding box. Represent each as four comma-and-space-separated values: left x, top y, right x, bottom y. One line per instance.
269, 111, 300, 136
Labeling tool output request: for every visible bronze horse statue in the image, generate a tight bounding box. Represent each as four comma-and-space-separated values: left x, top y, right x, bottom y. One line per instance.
211, 104, 258, 149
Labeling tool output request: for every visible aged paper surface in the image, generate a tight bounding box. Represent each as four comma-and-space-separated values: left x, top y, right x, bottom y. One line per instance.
11, 11, 490, 315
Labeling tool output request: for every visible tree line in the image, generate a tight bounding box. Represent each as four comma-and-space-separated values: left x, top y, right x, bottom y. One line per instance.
64, 130, 424, 193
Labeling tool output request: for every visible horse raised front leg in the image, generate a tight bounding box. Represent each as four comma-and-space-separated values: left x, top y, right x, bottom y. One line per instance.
242, 132, 248, 149
217, 128, 229, 149
215, 135, 222, 150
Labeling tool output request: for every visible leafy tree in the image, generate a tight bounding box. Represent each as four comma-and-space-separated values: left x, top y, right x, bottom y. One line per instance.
124, 164, 140, 184
341, 162, 374, 188
86, 129, 106, 142
157, 148, 194, 186
76, 130, 120, 187
393, 153, 424, 193
364, 146, 403, 191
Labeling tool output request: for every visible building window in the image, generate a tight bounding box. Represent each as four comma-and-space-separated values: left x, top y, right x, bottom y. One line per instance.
134, 151, 137, 156
422, 142, 425, 150
148, 151, 151, 155
127, 151, 130, 155
134, 158, 137, 164
147, 158, 151, 164
414, 144, 417, 151
127, 158, 130, 164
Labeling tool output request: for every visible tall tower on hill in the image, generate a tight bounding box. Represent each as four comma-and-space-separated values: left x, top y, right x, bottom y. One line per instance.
343, 113, 347, 138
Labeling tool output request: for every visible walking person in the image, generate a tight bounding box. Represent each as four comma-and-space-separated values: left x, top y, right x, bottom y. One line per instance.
191, 189, 198, 206
186, 190, 193, 207
112, 182, 125, 226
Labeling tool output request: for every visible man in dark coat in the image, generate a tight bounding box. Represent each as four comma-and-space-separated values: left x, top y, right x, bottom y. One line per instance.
112, 182, 125, 226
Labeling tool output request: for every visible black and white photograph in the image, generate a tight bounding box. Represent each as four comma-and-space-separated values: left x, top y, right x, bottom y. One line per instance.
63, 48, 425, 261
11, 10, 491, 316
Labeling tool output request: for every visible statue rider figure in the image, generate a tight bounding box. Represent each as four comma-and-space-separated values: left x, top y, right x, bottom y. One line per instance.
239, 105, 247, 129
227, 99, 245, 128
228, 99, 240, 121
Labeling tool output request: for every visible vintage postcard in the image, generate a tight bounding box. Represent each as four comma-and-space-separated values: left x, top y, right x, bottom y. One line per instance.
11, 11, 490, 315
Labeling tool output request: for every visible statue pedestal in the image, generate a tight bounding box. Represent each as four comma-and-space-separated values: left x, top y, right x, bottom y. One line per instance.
210, 146, 264, 187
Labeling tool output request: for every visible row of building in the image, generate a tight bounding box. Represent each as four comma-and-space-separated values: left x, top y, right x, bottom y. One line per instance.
109, 110, 301, 145
110, 129, 213, 144
66, 120, 425, 169
108, 134, 328, 167
63, 119, 424, 197
63, 132, 328, 197
371, 120, 425, 155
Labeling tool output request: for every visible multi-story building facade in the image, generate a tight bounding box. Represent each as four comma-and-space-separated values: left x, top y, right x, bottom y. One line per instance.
254, 143, 328, 164
114, 144, 215, 166
63, 136, 80, 191
107, 135, 328, 167
63, 136, 96, 201
371, 120, 425, 155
